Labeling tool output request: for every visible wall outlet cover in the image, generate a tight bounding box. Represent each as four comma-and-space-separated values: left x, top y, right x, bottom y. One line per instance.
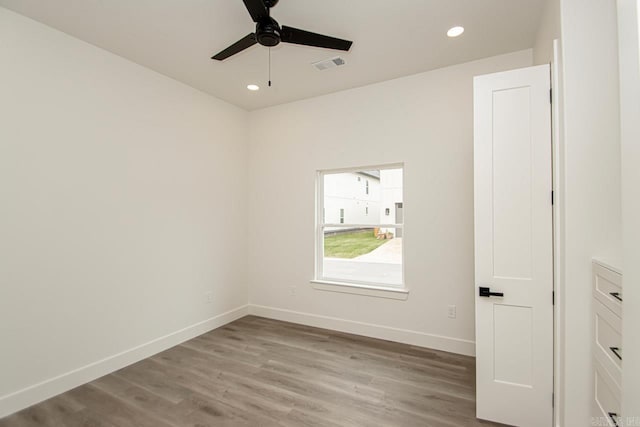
447, 305, 457, 319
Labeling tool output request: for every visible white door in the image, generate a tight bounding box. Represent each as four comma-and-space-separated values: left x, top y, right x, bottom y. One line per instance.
474, 64, 553, 427
395, 203, 403, 237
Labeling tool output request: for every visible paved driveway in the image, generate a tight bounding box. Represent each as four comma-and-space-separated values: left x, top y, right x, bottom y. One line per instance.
355, 237, 402, 263
323, 238, 402, 286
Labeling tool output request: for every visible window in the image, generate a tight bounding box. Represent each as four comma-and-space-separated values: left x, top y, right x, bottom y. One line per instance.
316, 165, 404, 289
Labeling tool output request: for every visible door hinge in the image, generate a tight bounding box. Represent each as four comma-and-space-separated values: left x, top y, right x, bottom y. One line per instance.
552, 291, 555, 305
550, 88, 553, 103
551, 190, 554, 205
552, 392, 555, 407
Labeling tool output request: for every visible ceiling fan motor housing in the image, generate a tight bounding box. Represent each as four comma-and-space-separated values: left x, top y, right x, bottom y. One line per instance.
256, 18, 281, 46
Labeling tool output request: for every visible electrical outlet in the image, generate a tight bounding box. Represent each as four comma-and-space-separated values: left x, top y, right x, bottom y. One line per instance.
205, 291, 214, 303
447, 305, 457, 319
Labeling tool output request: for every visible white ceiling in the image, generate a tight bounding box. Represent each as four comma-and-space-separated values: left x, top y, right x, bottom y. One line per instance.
0, 0, 545, 110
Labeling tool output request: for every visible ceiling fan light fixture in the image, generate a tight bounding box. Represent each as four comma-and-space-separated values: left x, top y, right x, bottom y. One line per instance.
447, 26, 465, 38
247, 84, 260, 91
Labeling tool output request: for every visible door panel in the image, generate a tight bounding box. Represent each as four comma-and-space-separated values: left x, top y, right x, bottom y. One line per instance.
492, 86, 533, 279
474, 64, 553, 427
493, 304, 534, 386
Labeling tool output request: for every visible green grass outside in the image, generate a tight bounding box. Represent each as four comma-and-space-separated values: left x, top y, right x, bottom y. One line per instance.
324, 229, 388, 259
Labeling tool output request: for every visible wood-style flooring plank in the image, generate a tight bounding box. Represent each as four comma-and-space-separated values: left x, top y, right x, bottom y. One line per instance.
0, 316, 507, 427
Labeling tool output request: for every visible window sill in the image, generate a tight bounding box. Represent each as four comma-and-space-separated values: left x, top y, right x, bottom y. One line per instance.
310, 280, 409, 300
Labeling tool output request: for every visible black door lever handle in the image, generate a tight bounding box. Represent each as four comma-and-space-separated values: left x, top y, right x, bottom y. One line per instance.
479, 287, 504, 298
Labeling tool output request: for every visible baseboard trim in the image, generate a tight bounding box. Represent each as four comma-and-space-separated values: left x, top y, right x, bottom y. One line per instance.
0, 304, 249, 419
248, 304, 475, 357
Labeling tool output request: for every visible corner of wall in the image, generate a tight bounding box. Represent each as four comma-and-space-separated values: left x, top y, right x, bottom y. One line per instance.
0, 305, 249, 418
533, 0, 561, 65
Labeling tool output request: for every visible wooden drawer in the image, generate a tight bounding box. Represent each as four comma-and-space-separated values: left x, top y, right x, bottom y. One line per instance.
593, 260, 623, 318
594, 298, 622, 385
593, 361, 621, 427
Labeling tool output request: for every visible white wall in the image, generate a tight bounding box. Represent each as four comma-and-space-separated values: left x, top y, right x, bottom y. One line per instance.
246, 50, 533, 356
559, 0, 622, 425
617, 0, 640, 420
533, 0, 561, 65
0, 7, 248, 416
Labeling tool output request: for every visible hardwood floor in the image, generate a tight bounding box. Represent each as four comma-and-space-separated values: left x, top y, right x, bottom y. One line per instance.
0, 316, 506, 427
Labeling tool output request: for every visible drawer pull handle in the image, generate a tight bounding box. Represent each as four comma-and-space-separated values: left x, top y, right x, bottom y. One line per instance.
610, 347, 622, 360
608, 412, 619, 427
609, 292, 623, 302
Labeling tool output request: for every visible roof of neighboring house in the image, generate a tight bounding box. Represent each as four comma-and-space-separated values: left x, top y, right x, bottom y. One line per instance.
358, 170, 380, 180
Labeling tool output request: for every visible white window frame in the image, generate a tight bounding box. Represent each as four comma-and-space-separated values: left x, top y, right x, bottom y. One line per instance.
313, 163, 408, 299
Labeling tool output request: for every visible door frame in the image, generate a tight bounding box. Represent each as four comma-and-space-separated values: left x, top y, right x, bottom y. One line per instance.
394, 202, 403, 237
551, 38, 565, 427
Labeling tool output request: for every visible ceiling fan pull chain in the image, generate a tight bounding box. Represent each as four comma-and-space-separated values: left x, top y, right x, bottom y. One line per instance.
268, 47, 272, 87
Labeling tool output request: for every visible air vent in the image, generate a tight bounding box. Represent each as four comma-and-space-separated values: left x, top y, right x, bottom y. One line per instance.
312, 56, 346, 71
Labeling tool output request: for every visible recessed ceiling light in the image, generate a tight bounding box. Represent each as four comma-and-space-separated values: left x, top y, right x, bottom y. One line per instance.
447, 26, 465, 38
247, 84, 260, 91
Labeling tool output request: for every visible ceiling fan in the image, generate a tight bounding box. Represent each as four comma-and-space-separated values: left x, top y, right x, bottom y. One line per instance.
211, 0, 353, 61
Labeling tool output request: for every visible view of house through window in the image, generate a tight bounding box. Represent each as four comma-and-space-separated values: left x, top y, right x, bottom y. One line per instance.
317, 165, 404, 288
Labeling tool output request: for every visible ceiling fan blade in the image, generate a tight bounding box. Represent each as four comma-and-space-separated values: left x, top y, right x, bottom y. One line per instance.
280, 26, 352, 51
242, 0, 269, 23
212, 33, 258, 60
